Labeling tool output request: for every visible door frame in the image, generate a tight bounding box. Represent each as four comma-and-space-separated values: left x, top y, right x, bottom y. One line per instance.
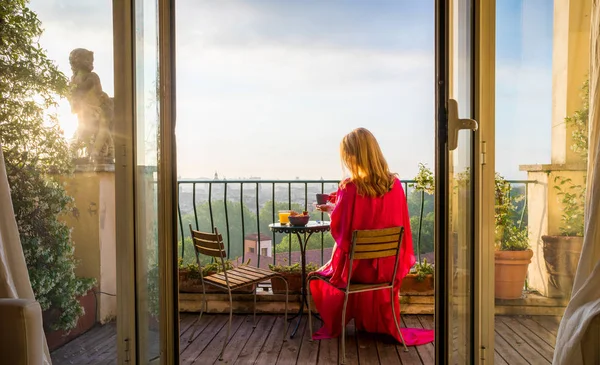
113, 0, 137, 363
157, 0, 179, 362
113, 0, 179, 363
474, 0, 495, 362
435, 0, 495, 363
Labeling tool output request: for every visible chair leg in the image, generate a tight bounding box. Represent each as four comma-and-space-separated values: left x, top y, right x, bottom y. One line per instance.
283, 277, 289, 342
341, 292, 349, 364
219, 289, 234, 361
253, 285, 258, 328
391, 288, 408, 352
307, 277, 314, 341
188, 290, 207, 343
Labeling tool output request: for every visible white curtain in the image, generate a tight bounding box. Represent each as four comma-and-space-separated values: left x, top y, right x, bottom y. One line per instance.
0, 143, 51, 364
553, 2, 600, 363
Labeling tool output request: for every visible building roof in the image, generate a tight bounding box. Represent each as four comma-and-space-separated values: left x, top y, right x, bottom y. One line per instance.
244, 233, 273, 241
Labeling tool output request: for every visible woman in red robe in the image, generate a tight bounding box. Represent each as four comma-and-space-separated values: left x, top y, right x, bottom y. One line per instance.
309, 128, 435, 347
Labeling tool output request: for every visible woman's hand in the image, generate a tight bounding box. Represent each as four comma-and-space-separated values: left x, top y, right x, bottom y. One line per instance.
316, 203, 335, 214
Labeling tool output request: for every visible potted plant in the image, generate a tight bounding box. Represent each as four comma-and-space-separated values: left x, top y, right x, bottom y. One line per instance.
178, 258, 256, 294
541, 80, 588, 298
401, 258, 434, 295
494, 174, 533, 299
541, 178, 584, 298
268, 261, 319, 294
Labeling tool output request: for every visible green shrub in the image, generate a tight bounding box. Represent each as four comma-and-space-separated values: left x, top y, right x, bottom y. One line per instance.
410, 258, 434, 282
1, 0, 94, 330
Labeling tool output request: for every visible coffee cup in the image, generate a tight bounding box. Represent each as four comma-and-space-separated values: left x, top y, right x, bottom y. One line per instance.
316, 193, 330, 205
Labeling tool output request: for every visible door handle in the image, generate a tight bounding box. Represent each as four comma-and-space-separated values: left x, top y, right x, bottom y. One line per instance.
447, 99, 478, 151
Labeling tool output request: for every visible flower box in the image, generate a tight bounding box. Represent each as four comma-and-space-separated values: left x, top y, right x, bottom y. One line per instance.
271, 273, 303, 294
400, 274, 434, 295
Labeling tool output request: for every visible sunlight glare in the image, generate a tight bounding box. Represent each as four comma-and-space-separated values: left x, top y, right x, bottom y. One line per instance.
57, 99, 78, 142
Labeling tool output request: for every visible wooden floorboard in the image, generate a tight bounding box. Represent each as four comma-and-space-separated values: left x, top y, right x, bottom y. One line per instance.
497, 316, 555, 363
277, 316, 308, 365
495, 317, 550, 365
531, 316, 561, 336
494, 328, 529, 365
356, 326, 380, 365
343, 320, 360, 365
518, 317, 557, 348
181, 314, 229, 364
255, 315, 287, 364
51, 314, 562, 365
234, 315, 277, 364
297, 316, 320, 365
218, 315, 260, 365
375, 335, 402, 365
197, 315, 246, 364
404, 315, 434, 365
398, 317, 429, 365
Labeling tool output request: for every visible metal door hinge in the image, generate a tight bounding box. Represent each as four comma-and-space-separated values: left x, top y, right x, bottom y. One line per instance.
125, 338, 131, 363
481, 141, 487, 165
481, 346, 487, 362
121, 145, 127, 167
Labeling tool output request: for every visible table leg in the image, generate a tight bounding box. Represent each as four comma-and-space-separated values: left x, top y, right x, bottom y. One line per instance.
287, 232, 305, 338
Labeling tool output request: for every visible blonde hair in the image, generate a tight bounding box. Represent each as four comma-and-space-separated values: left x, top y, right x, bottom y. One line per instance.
339, 128, 397, 197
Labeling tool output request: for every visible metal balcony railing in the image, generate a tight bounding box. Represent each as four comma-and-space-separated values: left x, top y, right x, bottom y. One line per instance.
177, 179, 536, 269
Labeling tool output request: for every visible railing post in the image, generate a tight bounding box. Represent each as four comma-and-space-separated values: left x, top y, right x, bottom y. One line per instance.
240, 182, 245, 264
256, 182, 261, 268
177, 183, 185, 260
208, 182, 214, 231
224, 182, 230, 257
272, 183, 276, 265
192, 182, 199, 230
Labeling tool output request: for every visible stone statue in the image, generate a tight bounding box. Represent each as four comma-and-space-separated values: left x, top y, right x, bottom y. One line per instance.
68, 48, 114, 163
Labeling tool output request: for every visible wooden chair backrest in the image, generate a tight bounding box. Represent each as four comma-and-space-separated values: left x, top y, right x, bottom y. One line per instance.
347, 226, 405, 288
189, 224, 226, 258
351, 227, 404, 260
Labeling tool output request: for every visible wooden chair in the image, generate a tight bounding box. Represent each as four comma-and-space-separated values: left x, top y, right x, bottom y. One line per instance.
188, 225, 289, 360
307, 226, 408, 364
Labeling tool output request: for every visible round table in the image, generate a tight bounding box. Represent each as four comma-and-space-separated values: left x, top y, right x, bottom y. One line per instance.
269, 220, 331, 338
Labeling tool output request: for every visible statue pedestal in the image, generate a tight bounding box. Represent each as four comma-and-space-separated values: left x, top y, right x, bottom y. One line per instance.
520, 163, 586, 298
61, 164, 116, 323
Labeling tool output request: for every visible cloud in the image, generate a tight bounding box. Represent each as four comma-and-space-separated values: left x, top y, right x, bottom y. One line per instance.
175, 43, 434, 179
174, 1, 436, 179
176, 0, 434, 52
27, 0, 554, 181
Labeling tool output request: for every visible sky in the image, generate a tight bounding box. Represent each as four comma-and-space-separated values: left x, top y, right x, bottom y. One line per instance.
29, 0, 554, 180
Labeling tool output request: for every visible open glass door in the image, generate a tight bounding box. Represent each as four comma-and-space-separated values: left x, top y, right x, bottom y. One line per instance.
133, 0, 178, 363
435, 0, 480, 363
115, 0, 178, 363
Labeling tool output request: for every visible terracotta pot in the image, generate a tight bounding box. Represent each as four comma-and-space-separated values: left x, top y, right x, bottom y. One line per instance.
400, 274, 434, 295
271, 273, 303, 294
494, 249, 533, 299
178, 269, 256, 294
542, 235, 583, 298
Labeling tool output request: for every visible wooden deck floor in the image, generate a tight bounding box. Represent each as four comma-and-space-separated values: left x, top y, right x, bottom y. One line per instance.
51, 314, 560, 364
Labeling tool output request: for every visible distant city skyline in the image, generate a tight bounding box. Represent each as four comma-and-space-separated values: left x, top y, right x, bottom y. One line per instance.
31, 0, 553, 180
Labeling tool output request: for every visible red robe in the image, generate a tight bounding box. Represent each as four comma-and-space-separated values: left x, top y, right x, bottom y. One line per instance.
309, 178, 435, 345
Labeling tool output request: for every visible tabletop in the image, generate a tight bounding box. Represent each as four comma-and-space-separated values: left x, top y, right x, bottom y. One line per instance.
268, 220, 331, 234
